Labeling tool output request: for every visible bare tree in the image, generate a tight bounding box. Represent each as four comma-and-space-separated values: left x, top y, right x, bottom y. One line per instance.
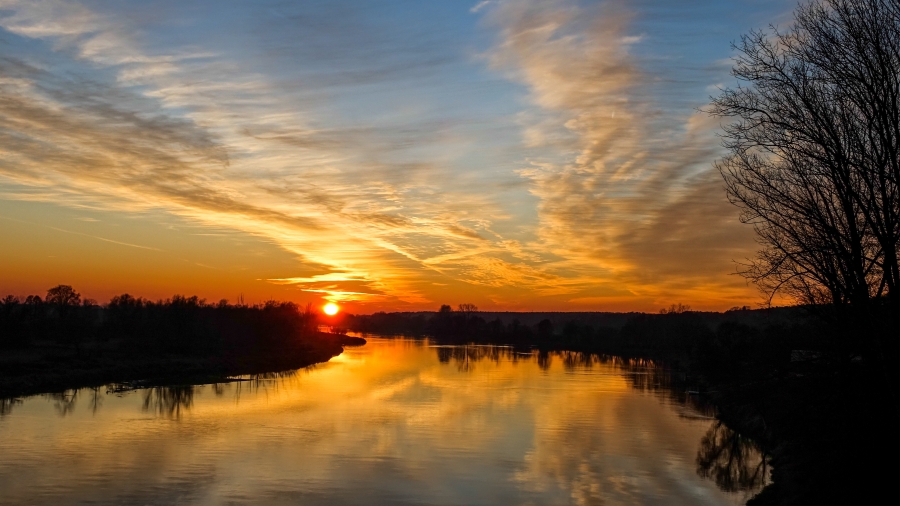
659, 303, 691, 314
712, 0, 900, 308
457, 303, 478, 318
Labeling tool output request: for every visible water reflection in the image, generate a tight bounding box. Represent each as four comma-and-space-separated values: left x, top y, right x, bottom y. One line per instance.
2, 390, 98, 419
697, 422, 770, 494
0, 397, 21, 417
0, 338, 763, 505
433, 344, 767, 496
434, 344, 520, 371
141, 386, 195, 419
435, 346, 716, 413
48, 390, 79, 417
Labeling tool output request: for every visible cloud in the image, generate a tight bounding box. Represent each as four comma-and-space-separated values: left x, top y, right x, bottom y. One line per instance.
471, 1, 492, 14
268, 272, 388, 302
484, 0, 758, 308
0, 215, 162, 251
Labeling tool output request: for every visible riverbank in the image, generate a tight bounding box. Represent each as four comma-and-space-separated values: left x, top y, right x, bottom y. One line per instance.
1, 293, 368, 398
347, 309, 898, 505
0, 332, 365, 398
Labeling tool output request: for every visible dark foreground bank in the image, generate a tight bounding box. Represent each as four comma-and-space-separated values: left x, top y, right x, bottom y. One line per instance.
346, 305, 899, 505
0, 288, 365, 398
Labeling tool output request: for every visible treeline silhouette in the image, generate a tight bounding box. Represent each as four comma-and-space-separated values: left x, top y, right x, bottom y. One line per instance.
0, 285, 356, 397
346, 304, 821, 375
347, 302, 900, 376
1, 285, 319, 354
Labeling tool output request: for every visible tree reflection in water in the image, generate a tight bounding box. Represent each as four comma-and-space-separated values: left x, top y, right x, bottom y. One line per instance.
0, 397, 21, 417
87, 386, 103, 414
696, 421, 769, 494
227, 369, 314, 402
432, 344, 770, 496
0, 366, 317, 422
434, 344, 524, 372
48, 390, 79, 417
436, 345, 714, 415
141, 386, 195, 419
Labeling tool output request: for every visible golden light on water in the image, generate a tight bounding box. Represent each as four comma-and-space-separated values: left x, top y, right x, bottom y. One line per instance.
323, 303, 339, 316
0, 339, 744, 505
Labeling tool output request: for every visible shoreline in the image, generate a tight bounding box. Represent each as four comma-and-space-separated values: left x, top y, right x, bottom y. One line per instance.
347, 331, 896, 505
0, 333, 365, 399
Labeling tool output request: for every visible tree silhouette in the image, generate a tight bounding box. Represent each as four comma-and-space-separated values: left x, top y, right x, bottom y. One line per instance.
45, 285, 81, 307
457, 303, 478, 316
659, 303, 691, 314
45, 285, 86, 354
711, 0, 900, 309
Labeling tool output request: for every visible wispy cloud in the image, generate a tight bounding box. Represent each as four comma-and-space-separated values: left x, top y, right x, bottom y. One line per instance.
471, 1, 492, 14
0, 215, 162, 251
484, 0, 759, 308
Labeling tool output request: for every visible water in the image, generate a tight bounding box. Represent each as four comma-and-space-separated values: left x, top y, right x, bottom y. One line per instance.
0, 338, 763, 505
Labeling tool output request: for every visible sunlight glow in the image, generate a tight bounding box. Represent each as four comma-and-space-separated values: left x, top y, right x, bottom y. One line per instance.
0, 0, 777, 311
323, 303, 339, 316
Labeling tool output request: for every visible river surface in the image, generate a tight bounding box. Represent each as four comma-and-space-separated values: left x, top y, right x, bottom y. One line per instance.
0, 337, 762, 505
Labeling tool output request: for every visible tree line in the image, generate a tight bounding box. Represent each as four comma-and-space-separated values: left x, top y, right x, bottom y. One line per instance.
0, 284, 320, 357
345, 303, 820, 381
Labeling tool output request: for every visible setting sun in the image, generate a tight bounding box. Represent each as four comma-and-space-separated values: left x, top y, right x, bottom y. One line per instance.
323, 303, 339, 316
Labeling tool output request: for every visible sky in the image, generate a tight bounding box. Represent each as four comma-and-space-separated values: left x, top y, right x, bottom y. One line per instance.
0, 0, 794, 313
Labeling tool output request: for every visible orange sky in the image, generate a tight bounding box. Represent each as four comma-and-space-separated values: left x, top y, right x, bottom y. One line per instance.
0, 0, 794, 313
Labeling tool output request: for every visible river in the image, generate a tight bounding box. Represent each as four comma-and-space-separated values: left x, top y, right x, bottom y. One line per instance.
0, 337, 765, 505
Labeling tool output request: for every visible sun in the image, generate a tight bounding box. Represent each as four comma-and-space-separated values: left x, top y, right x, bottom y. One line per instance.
323, 303, 339, 316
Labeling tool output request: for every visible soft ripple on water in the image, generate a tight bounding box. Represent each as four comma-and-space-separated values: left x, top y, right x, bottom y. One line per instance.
0, 337, 760, 506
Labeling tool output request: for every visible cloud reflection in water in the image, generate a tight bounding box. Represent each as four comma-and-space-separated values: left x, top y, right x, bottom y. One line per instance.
0, 338, 754, 505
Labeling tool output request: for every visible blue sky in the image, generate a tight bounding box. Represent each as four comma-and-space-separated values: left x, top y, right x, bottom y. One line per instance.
0, 0, 794, 311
